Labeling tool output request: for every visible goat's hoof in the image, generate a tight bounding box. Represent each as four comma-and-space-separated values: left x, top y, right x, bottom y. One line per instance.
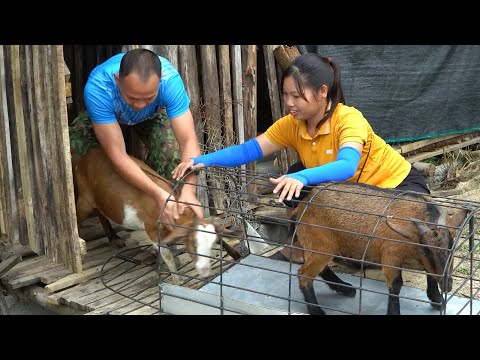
336, 286, 356, 298
308, 305, 326, 315
171, 275, 184, 286
430, 300, 445, 311
112, 238, 125, 248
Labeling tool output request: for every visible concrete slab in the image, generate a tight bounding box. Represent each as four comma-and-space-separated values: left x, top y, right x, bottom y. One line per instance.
197, 255, 480, 315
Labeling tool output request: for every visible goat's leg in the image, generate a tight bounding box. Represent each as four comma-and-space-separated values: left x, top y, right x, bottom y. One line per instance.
298, 253, 332, 315
147, 230, 182, 285
320, 265, 356, 297
426, 275, 444, 310
95, 211, 125, 248
382, 266, 403, 315
76, 196, 93, 227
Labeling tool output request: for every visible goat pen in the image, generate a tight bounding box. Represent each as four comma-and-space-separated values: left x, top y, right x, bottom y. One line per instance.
94, 166, 480, 315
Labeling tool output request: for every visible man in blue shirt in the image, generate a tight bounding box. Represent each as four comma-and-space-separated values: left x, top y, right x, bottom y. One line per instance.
78, 48, 202, 227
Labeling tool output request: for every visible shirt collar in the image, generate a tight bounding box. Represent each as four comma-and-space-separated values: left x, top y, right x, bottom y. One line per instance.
300, 101, 333, 140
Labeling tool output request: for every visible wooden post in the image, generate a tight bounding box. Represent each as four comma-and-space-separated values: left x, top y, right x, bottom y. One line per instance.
178, 45, 209, 217
272, 45, 300, 170
200, 45, 223, 214
242, 45, 257, 199
218, 45, 234, 147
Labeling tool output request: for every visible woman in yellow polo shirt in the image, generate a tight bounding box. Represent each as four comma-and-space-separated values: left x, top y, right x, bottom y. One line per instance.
173, 52, 429, 205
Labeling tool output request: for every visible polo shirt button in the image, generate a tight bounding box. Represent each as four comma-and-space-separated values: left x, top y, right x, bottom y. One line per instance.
312, 142, 316, 145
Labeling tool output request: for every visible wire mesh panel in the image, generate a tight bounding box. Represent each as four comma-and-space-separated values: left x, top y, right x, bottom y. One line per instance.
102, 166, 480, 315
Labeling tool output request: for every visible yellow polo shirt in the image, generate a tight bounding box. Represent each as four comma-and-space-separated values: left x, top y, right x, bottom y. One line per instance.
264, 103, 411, 188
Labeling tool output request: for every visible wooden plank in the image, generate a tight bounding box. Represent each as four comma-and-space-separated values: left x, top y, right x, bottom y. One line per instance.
24, 45, 48, 254
0, 291, 8, 315
274, 46, 299, 168
0, 45, 10, 240
61, 250, 155, 307
45, 262, 119, 294
0, 254, 21, 277
65, 81, 72, 97
178, 46, 201, 139
3, 46, 23, 247
45, 239, 144, 294
83, 273, 158, 311
54, 45, 83, 272
231, 46, 245, 146
49, 277, 107, 306
32, 45, 58, 263
155, 45, 178, 71
107, 286, 159, 315
242, 45, 257, 198
64, 60, 70, 83
263, 45, 289, 174
12, 45, 37, 250
405, 136, 480, 163
200, 45, 224, 213
87, 285, 159, 315
218, 45, 234, 147
43, 45, 64, 264
4, 255, 48, 275
126, 303, 159, 315
7, 263, 69, 289
396, 134, 459, 154
69, 267, 155, 311
230, 45, 246, 191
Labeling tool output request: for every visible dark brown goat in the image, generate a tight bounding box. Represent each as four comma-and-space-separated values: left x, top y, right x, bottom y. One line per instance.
74, 146, 240, 283
290, 182, 468, 315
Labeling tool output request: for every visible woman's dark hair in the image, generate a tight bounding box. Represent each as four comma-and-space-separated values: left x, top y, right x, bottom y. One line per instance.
281, 53, 345, 123
119, 48, 162, 82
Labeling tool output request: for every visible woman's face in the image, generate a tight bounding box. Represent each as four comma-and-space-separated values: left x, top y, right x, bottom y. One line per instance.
282, 76, 326, 122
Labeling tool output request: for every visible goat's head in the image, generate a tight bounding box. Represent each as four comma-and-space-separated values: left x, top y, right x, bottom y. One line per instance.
386, 207, 468, 292
160, 217, 240, 278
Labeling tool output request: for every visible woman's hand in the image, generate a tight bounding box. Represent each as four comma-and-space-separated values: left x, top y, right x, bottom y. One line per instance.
172, 159, 204, 181
269, 175, 305, 204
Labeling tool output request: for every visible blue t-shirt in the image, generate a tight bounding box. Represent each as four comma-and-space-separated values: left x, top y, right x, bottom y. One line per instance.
84, 53, 190, 125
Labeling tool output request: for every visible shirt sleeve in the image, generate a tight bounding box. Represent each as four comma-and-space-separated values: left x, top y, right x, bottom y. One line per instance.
264, 115, 296, 148
337, 113, 369, 146
84, 80, 117, 124
162, 73, 191, 119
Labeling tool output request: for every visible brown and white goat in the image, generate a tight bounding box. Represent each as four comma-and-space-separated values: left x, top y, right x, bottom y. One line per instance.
73, 146, 240, 283
290, 182, 468, 315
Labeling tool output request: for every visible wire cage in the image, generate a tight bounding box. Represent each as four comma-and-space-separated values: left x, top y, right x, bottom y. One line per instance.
100, 166, 480, 315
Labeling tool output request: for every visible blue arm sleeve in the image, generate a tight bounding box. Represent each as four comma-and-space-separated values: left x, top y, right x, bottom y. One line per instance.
193, 138, 263, 167
286, 146, 361, 186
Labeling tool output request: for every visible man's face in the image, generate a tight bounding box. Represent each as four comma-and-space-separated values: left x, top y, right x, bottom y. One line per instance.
115, 72, 159, 111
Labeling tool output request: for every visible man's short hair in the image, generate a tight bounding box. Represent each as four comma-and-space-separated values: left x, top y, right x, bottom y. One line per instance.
119, 48, 162, 83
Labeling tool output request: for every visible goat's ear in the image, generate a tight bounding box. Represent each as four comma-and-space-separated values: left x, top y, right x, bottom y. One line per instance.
447, 208, 468, 228
160, 228, 189, 245
385, 218, 420, 240
213, 223, 236, 235
446, 207, 469, 240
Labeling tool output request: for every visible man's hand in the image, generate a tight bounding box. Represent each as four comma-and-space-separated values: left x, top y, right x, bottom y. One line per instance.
155, 189, 179, 230
172, 158, 204, 181
269, 175, 305, 204
178, 185, 204, 220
